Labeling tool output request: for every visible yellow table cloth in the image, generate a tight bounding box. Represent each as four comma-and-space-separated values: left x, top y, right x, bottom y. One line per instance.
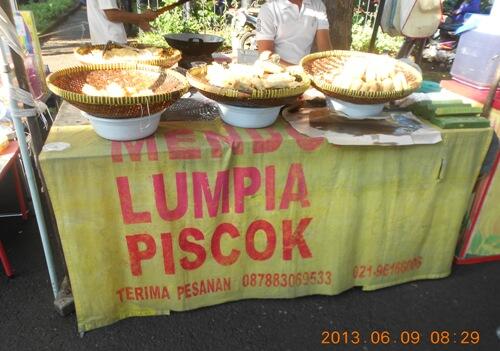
40, 103, 493, 332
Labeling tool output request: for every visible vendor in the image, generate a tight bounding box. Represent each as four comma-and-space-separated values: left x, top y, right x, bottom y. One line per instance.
255, 0, 332, 66
86, 0, 158, 45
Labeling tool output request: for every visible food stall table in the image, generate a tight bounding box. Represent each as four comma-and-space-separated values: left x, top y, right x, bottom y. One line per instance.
39, 102, 493, 332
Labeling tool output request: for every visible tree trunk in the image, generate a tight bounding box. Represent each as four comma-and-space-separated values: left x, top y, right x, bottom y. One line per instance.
325, 0, 355, 50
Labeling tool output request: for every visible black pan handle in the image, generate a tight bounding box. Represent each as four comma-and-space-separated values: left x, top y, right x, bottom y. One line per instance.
188, 38, 205, 45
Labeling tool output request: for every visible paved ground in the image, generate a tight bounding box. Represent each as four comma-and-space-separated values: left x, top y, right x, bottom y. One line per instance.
40, 6, 90, 72
1, 216, 499, 350
0, 5, 498, 351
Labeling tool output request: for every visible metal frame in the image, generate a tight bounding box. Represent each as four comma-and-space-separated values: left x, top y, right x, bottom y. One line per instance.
0, 9, 59, 296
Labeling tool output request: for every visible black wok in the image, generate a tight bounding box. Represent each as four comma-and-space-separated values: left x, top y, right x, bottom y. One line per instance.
164, 33, 224, 56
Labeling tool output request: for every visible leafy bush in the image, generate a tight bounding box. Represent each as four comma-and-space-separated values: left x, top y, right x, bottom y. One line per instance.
351, 24, 404, 55
353, 2, 378, 27
19, 0, 76, 33
351, 3, 404, 55
138, 0, 232, 47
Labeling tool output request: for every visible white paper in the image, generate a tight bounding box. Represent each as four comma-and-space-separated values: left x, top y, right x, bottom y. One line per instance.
283, 107, 442, 146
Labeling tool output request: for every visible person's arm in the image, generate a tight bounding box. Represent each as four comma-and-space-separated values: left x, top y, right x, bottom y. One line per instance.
104, 9, 157, 31
315, 29, 332, 52
257, 40, 274, 55
258, 42, 295, 66
314, 1, 332, 51
256, 5, 277, 55
461, 0, 481, 13
453, 1, 466, 15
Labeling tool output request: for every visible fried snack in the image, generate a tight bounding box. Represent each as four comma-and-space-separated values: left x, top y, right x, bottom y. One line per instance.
258, 60, 284, 74
81, 70, 161, 97
205, 55, 304, 93
82, 47, 174, 64
310, 55, 410, 93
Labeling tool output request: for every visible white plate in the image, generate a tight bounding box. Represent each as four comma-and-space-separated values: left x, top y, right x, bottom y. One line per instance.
217, 103, 282, 128
82, 110, 164, 141
326, 97, 386, 119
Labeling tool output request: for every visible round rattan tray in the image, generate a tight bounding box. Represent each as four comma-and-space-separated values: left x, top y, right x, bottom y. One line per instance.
300, 50, 422, 105
74, 43, 182, 68
46, 63, 189, 118
186, 65, 310, 107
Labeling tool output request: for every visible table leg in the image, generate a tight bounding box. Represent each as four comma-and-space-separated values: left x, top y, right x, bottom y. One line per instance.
13, 159, 28, 220
0, 240, 14, 278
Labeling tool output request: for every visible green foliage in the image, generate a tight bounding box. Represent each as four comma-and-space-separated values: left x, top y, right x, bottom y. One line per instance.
352, 5, 377, 27
137, 31, 171, 47
19, 0, 76, 33
351, 24, 404, 55
138, 0, 231, 47
351, 4, 403, 55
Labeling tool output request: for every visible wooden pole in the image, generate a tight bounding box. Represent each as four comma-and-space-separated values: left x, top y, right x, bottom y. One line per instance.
369, 0, 386, 53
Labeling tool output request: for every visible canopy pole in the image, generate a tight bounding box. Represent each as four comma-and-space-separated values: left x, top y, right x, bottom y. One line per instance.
0, 41, 59, 298
369, 0, 386, 53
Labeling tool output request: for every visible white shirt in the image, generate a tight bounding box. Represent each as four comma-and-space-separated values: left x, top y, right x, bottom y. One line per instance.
87, 0, 127, 45
256, 0, 329, 64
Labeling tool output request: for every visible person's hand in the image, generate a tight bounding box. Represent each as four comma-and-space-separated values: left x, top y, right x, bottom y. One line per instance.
142, 9, 158, 22
138, 21, 152, 32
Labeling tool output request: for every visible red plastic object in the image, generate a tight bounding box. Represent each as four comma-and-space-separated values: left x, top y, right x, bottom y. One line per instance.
0, 141, 28, 219
0, 240, 14, 277
456, 255, 500, 265
440, 79, 500, 109
12, 156, 28, 220
438, 41, 456, 50
1, 141, 29, 277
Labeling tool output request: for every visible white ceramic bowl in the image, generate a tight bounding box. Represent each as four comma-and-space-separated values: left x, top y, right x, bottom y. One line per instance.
326, 96, 385, 119
82, 110, 163, 141
217, 103, 283, 128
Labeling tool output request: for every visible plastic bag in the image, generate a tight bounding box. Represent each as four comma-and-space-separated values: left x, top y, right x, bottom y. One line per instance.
400, 0, 442, 38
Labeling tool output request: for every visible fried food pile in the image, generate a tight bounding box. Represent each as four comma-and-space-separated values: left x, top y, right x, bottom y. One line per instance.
311, 56, 410, 93
205, 53, 305, 93
81, 70, 160, 97
81, 47, 174, 63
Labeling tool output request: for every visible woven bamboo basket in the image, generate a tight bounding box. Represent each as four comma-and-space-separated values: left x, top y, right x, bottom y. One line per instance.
300, 50, 422, 105
46, 63, 189, 118
74, 43, 182, 68
186, 65, 310, 107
